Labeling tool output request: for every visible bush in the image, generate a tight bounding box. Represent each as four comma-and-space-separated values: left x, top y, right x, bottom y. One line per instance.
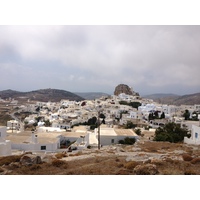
182, 154, 193, 161
52, 159, 67, 167
191, 157, 200, 164
119, 137, 136, 145
124, 161, 139, 170
134, 128, 141, 135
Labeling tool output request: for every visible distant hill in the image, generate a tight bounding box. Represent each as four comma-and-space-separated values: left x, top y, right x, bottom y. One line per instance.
143, 93, 200, 105
0, 89, 84, 102
75, 92, 111, 100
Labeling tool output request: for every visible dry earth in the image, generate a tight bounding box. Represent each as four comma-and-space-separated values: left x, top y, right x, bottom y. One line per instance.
1, 138, 200, 175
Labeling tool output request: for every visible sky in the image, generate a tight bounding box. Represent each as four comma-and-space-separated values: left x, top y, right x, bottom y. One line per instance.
0, 25, 200, 96
1, 1, 200, 198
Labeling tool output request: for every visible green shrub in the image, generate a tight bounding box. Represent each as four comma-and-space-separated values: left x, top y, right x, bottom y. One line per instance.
118, 137, 136, 145
154, 122, 190, 143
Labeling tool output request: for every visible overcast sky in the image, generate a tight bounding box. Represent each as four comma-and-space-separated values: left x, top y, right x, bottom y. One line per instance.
0, 25, 200, 95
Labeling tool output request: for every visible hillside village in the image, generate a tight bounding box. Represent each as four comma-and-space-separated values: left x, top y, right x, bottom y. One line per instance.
0, 84, 200, 174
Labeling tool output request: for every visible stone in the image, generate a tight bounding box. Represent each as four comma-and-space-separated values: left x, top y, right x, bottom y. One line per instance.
20, 154, 42, 166
114, 84, 134, 96
133, 164, 159, 175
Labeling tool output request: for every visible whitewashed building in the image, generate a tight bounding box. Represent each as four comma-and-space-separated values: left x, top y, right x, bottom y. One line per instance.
6, 131, 61, 152
184, 125, 200, 145
94, 125, 139, 146
0, 126, 11, 156
7, 120, 20, 131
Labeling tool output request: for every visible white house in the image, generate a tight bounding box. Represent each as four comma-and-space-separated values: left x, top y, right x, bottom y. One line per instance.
93, 125, 139, 146
6, 131, 61, 152
7, 120, 20, 131
0, 126, 11, 156
184, 125, 200, 145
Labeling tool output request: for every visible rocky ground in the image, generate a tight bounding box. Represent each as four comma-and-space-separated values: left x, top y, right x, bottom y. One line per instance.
1, 137, 200, 175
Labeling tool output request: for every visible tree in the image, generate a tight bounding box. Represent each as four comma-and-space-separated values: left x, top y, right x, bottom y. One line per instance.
148, 113, 153, 121
134, 128, 141, 135
99, 113, 106, 119
160, 112, 165, 119
119, 101, 141, 109
183, 110, 190, 120
125, 121, 136, 129
154, 122, 190, 143
88, 116, 97, 125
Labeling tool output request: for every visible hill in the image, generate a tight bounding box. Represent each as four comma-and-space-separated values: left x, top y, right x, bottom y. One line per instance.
0, 89, 84, 102
1, 140, 200, 175
143, 93, 200, 105
74, 92, 110, 100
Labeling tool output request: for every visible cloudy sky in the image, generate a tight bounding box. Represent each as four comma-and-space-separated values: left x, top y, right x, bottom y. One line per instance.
0, 25, 199, 95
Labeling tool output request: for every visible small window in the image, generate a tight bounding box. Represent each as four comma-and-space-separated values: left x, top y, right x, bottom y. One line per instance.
111, 139, 114, 143
195, 132, 198, 139
41, 146, 46, 150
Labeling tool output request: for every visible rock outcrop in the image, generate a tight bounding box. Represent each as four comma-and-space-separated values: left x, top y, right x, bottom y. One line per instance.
114, 84, 134, 96
20, 154, 42, 166
114, 84, 140, 96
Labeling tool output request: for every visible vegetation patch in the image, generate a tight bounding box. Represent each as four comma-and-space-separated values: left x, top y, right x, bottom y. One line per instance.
182, 154, 193, 161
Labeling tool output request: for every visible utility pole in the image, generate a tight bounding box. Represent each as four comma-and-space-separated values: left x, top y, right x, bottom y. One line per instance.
96, 104, 103, 150
98, 110, 100, 149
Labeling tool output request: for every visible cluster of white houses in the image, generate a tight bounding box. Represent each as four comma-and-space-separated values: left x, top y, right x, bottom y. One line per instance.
1, 93, 200, 156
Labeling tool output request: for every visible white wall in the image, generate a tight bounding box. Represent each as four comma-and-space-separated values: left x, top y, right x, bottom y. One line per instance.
0, 126, 7, 141
11, 141, 59, 152
0, 126, 12, 156
184, 125, 200, 145
100, 135, 138, 146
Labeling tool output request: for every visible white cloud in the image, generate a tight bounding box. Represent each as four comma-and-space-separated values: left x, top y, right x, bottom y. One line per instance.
0, 25, 200, 95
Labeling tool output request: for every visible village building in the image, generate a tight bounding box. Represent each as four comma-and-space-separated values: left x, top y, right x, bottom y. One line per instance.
184, 125, 200, 145
6, 131, 61, 152
7, 120, 20, 131
93, 125, 139, 146
0, 126, 11, 156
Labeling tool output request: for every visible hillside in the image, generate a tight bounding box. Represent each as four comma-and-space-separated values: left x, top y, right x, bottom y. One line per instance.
1, 140, 200, 175
143, 93, 200, 105
0, 89, 84, 102
74, 92, 110, 100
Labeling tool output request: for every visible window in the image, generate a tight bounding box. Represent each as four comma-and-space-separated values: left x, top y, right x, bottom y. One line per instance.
195, 132, 198, 139
41, 146, 46, 150
111, 139, 114, 143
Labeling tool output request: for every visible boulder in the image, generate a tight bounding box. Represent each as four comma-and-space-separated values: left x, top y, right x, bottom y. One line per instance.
133, 164, 159, 175
114, 84, 134, 96
20, 154, 42, 166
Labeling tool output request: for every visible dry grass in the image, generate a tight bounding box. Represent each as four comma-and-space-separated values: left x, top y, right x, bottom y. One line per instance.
55, 153, 68, 159
0, 155, 23, 166
191, 157, 200, 164
3, 140, 200, 175
124, 161, 140, 170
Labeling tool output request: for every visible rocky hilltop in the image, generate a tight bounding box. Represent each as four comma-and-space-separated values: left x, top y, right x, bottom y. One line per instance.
114, 84, 139, 96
